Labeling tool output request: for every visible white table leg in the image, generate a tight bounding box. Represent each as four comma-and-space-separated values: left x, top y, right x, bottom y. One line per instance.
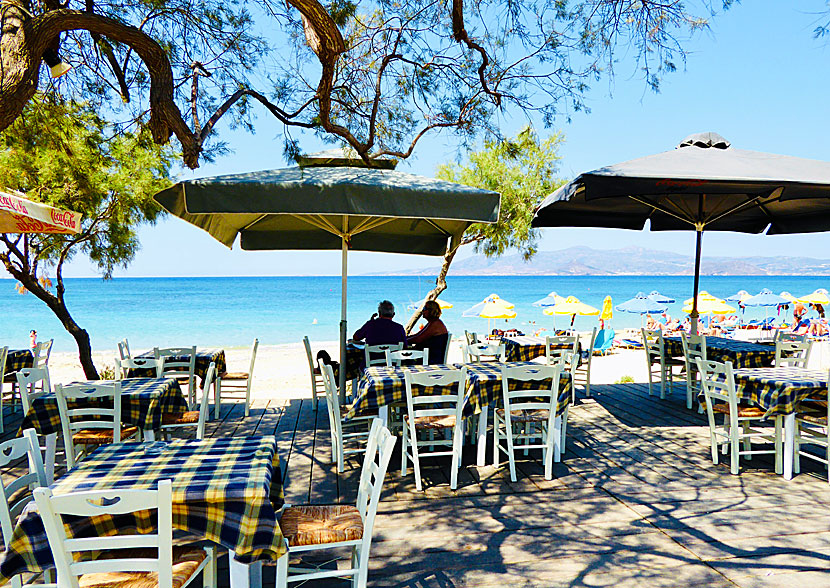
784, 413, 795, 480
476, 407, 489, 467
229, 557, 263, 588
144, 429, 156, 442
379, 406, 389, 428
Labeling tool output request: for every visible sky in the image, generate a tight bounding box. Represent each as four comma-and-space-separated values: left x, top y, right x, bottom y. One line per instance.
8, 0, 830, 278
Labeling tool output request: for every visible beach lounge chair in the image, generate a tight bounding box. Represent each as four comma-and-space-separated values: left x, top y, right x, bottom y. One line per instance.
593, 329, 614, 355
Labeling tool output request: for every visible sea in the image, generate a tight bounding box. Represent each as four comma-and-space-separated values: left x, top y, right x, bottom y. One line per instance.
1, 275, 828, 354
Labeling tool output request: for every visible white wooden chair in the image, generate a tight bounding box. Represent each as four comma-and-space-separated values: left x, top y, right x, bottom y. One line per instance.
572, 328, 596, 398
276, 419, 396, 588
34, 479, 216, 588
363, 343, 402, 368
158, 362, 216, 441
33, 340, 53, 368
0, 346, 7, 433
642, 328, 684, 399
302, 336, 324, 410
696, 358, 782, 475
775, 340, 813, 368
319, 361, 375, 473
389, 349, 429, 366
115, 356, 165, 379
464, 331, 479, 345
401, 367, 467, 491
493, 363, 565, 481
775, 331, 806, 344
16, 367, 57, 483
442, 332, 453, 363
154, 346, 198, 407
118, 337, 132, 361
680, 332, 707, 410
794, 369, 830, 482
0, 430, 53, 588
463, 342, 505, 363
55, 381, 138, 469
216, 338, 258, 418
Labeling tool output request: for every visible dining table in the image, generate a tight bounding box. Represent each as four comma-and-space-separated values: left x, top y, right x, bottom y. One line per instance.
0, 436, 286, 588
2, 348, 34, 378
347, 360, 572, 466
500, 335, 580, 362
131, 348, 227, 385
18, 377, 189, 440
731, 366, 828, 480
664, 335, 775, 368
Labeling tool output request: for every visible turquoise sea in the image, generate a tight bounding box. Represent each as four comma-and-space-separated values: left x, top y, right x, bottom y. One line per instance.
2, 275, 828, 354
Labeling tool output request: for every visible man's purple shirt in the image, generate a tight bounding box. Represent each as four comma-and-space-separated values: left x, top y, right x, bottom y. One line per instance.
353, 318, 407, 346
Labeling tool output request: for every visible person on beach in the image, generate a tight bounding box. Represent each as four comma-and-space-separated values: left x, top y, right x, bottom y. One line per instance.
353, 300, 407, 346
794, 301, 806, 324
408, 300, 449, 363
29, 329, 37, 351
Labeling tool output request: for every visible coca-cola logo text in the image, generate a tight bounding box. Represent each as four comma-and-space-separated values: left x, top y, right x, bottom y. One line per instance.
0, 193, 29, 215
50, 209, 77, 229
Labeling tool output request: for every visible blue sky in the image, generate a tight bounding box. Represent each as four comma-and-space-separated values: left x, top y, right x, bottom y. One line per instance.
17, 1, 830, 278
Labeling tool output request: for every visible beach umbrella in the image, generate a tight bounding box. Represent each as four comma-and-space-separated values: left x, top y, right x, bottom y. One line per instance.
532, 132, 830, 333
0, 189, 82, 234
779, 291, 797, 303
683, 291, 722, 306
154, 151, 500, 399
407, 297, 453, 311
600, 296, 613, 320
798, 289, 830, 305
648, 290, 675, 304
532, 291, 566, 307
743, 289, 790, 307
463, 294, 517, 333
726, 290, 752, 303
616, 292, 668, 315
544, 295, 599, 327
682, 298, 735, 315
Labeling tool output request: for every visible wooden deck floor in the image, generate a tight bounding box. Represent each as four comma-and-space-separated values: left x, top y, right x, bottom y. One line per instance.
4, 381, 830, 587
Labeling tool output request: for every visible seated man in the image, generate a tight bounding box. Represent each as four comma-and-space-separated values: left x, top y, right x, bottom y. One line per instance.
353, 300, 407, 346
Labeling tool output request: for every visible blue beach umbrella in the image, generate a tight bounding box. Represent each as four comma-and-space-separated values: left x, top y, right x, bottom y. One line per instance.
616, 292, 668, 315
648, 291, 675, 304
743, 289, 790, 307
532, 291, 565, 307
726, 290, 752, 303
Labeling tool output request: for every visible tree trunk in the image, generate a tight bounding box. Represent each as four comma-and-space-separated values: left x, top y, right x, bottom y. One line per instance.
0, 260, 99, 379
405, 242, 459, 334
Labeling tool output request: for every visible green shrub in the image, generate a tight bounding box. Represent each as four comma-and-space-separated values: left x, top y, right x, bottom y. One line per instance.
98, 364, 116, 380
614, 375, 635, 384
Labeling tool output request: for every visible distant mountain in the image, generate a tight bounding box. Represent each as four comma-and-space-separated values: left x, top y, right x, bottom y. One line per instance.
364, 246, 830, 276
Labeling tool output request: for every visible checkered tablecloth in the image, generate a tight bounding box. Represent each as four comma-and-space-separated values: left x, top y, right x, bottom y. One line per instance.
131, 349, 226, 385
664, 336, 775, 368
18, 378, 188, 436
732, 367, 828, 417
345, 361, 572, 421
0, 437, 285, 581
501, 336, 577, 362
2, 349, 33, 380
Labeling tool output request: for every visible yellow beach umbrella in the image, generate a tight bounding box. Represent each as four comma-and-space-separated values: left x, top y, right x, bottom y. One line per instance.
683, 290, 720, 305
543, 296, 600, 316
682, 298, 735, 315
600, 296, 613, 321
407, 297, 453, 311
779, 291, 797, 302
463, 294, 516, 334
798, 289, 830, 305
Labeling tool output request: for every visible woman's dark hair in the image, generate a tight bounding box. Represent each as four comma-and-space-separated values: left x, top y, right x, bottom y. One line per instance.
422, 300, 442, 320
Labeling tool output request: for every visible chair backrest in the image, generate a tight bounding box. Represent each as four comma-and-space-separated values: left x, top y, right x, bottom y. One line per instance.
303, 336, 316, 375
696, 358, 738, 412
246, 338, 259, 378
117, 338, 132, 361
642, 328, 665, 361
33, 339, 53, 368
403, 367, 467, 426
775, 340, 812, 368
389, 349, 429, 366
34, 479, 176, 588
115, 356, 165, 379
354, 419, 397, 539
154, 346, 197, 380
194, 362, 217, 440
0, 430, 47, 551
364, 343, 402, 368
499, 363, 562, 427
54, 381, 124, 469
463, 342, 505, 363
775, 331, 806, 344
0, 346, 7, 385
681, 332, 707, 365
464, 331, 479, 345
319, 361, 343, 443
15, 366, 52, 413
584, 327, 597, 356
544, 335, 578, 370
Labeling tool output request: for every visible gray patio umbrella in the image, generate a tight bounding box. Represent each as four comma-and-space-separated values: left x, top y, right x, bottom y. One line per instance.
532, 132, 830, 332
154, 152, 501, 399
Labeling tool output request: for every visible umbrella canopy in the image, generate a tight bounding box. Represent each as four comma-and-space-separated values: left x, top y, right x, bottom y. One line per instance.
743, 289, 790, 307
463, 294, 516, 319
799, 289, 830, 305
725, 290, 752, 303
682, 298, 735, 315
154, 153, 500, 398
600, 296, 613, 321
0, 189, 82, 234
533, 132, 830, 332
616, 292, 668, 315
683, 291, 722, 305
648, 290, 675, 304
407, 297, 453, 311
532, 291, 566, 307
779, 291, 797, 303
543, 296, 599, 316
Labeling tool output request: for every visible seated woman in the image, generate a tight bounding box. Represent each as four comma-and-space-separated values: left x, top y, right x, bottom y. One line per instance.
809, 318, 829, 337
407, 300, 449, 364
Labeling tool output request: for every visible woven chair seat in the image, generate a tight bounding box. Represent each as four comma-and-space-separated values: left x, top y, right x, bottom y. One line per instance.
73, 426, 139, 445
798, 411, 828, 426
712, 404, 766, 418
219, 371, 249, 381
495, 408, 550, 422
162, 411, 200, 425
801, 399, 828, 409
280, 504, 364, 547
78, 546, 207, 588
403, 414, 457, 430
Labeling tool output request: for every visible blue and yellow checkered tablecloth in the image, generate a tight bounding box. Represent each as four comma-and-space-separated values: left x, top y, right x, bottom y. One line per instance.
0, 436, 285, 582
732, 367, 828, 417
2, 349, 33, 380
18, 378, 188, 436
664, 336, 775, 368
131, 349, 227, 385
345, 361, 572, 421
501, 336, 577, 362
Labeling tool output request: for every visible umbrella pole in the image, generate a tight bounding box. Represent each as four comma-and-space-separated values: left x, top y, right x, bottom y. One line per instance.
691, 197, 704, 334
339, 225, 348, 405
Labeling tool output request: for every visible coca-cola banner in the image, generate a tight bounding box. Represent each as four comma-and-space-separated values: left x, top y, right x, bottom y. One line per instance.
0, 189, 82, 234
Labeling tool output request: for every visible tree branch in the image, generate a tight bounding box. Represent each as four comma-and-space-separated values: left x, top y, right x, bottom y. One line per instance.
450, 0, 502, 106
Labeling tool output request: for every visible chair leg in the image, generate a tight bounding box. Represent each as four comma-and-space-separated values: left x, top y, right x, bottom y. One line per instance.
774, 417, 783, 476
400, 425, 408, 476
492, 415, 500, 467
411, 433, 423, 492
449, 425, 461, 490
274, 549, 289, 588
659, 363, 666, 399
742, 421, 752, 460
202, 546, 217, 588
505, 421, 517, 483
214, 377, 221, 420
544, 422, 554, 480
730, 421, 740, 475
244, 380, 251, 417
